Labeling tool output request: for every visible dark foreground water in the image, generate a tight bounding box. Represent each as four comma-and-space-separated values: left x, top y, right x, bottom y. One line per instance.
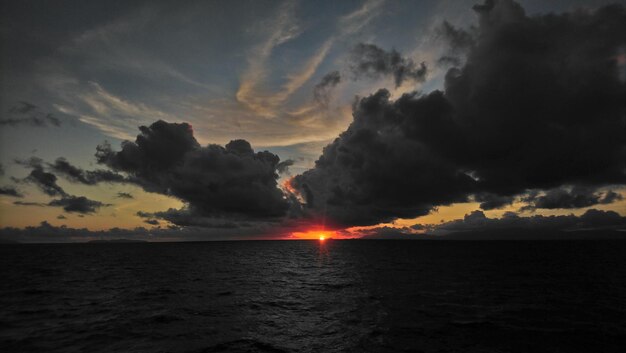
1, 240, 626, 352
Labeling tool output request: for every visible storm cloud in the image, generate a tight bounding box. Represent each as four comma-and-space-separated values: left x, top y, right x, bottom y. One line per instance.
293, 0, 626, 227
96, 120, 290, 223
349, 43, 428, 87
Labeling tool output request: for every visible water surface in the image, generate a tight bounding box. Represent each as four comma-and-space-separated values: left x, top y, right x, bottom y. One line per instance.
1, 240, 625, 352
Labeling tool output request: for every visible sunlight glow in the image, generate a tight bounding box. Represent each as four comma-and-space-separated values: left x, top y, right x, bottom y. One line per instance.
290, 228, 340, 240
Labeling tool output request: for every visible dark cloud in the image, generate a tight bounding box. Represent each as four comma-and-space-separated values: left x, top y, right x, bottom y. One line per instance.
474, 193, 514, 210
359, 209, 626, 240
13, 201, 46, 207
57, 215, 67, 220
435, 209, 626, 234
116, 192, 134, 199
48, 195, 108, 214
15, 157, 109, 214
521, 186, 623, 211
0, 186, 23, 198
438, 21, 475, 52
293, 89, 476, 227
137, 208, 244, 228
0, 221, 153, 243
17, 158, 67, 197
9, 101, 38, 114
314, 71, 341, 107
436, 55, 462, 67
96, 120, 290, 224
0, 163, 4, 176
356, 226, 417, 239
1, 101, 61, 127
0, 220, 273, 243
294, 0, 626, 228
48, 157, 127, 185
136, 211, 152, 218
144, 219, 159, 225
349, 43, 427, 87
276, 159, 295, 175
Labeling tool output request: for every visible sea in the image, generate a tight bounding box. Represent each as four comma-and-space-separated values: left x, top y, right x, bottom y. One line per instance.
1, 240, 625, 352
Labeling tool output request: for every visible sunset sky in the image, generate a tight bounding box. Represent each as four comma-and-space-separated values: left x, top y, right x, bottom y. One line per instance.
1, 0, 625, 242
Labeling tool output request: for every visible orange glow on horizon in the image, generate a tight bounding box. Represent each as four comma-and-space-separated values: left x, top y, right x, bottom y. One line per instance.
290, 228, 341, 240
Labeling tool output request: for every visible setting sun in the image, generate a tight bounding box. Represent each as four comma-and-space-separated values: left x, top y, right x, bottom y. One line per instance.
319, 235, 325, 241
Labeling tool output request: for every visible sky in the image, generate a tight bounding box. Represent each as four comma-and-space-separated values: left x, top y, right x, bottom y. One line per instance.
1, 0, 625, 242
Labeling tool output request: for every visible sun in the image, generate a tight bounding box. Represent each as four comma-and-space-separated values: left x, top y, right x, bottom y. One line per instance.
319, 235, 326, 241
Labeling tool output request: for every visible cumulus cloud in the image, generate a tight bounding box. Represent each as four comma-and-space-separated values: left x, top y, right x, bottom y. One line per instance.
349, 43, 427, 87
96, 120, 290, 223
293, 0, 626, 228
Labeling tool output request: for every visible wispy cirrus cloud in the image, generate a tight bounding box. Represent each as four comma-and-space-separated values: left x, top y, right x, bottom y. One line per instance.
53, 82, 176, 140
236, 0, 386, 118
235, 1, 303, 116
338, 0, 386, 37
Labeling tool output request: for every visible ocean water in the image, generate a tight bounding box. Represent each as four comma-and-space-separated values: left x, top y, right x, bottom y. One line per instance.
1, 240, 625, 352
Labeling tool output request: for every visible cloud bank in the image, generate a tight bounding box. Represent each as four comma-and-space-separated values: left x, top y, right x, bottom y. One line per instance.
356, 209, 626, 240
